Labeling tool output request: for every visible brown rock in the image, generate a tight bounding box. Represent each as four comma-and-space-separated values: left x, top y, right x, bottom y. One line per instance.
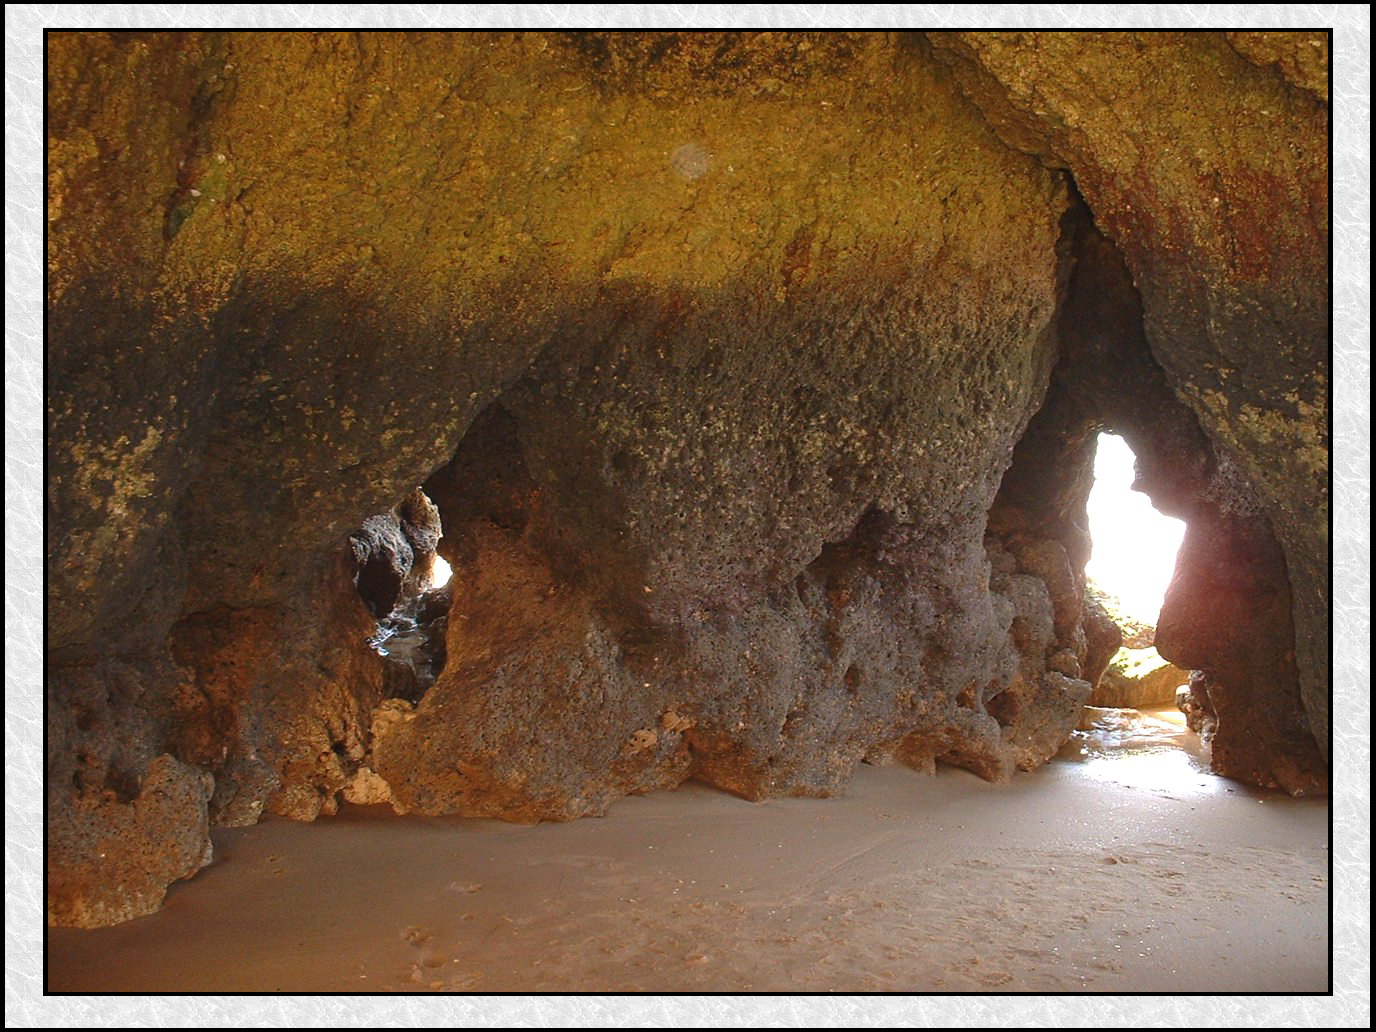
47, 755, 213, 928
373, 524, 691, 820
350, 488, 444, 618
1225, 32, 1329, 102
989, 672, 1094, 772
928, 30, 1329, 765
1081, 592, 1125, 689
1156, 518, 1327, 794
44, 31, 1329, 924
1091, 648, 1191, 709
1177, 675, 1216, 739
982, 201, 1324, 795
168, 554, 385, 823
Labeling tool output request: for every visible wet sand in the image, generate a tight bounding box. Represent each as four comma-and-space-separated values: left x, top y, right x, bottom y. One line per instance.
48, 708, 1328, 993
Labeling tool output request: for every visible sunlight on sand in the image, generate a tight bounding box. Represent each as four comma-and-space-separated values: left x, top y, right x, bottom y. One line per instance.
1063, 706, 1222, 796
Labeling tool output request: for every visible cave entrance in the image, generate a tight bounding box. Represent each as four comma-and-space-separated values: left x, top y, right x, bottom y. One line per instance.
350, 487, 452, 703
1072, 431, 1209, 788
1083, 430, 1191, 713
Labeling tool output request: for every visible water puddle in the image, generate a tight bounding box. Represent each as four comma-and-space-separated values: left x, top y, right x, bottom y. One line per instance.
368, 586, 449, 701
1057, 705, 1222, 796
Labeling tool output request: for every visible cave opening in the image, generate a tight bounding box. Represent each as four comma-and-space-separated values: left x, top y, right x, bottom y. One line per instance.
350, 487, 452, 704
1082, 430, 1192, 714
1085, 432, 1185, 629
38, 28, 1333, 1000
1062, 429, 1217, 794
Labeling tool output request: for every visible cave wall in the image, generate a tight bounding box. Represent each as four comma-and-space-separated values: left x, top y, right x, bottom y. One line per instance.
926, 30, 1331, 757
45, 30, 1329, 925
988, 212, 1327, 794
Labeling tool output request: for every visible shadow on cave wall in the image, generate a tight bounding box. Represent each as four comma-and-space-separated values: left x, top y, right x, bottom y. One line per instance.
339, 196, 1328, 829
44, 198, 1328, 932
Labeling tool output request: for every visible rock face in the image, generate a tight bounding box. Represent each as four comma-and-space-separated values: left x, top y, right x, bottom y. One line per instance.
982, 203, 1327, 796
928, 31, 1330, 776
350, 488, 443, 618
45, 31, 1329, 925
46, 750, 213, 928
1092, 648, 1191, 710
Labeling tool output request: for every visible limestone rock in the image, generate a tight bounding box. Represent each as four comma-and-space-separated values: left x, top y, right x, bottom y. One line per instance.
342, 766, 394, 807
1092, 647, 1191, 709
1081, 592, 1125, 689
990, 672, 1094, 772
351, 488, 444, 618
928, 30, 1329, 766
981, 201, 1325, 795
44, 31, 1329, 924
372, 524, 692, 820
47, 755, 213, 928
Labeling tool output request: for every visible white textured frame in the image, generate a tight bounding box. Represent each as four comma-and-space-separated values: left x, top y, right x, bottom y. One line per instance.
6, 6, 1369, 1027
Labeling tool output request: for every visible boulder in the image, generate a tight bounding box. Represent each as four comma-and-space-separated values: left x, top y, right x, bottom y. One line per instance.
1092, 647, 1191, 709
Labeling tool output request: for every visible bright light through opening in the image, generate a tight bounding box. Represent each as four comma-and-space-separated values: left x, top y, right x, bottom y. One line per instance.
1085, 433, 1186, 626
429, 555, 453, 591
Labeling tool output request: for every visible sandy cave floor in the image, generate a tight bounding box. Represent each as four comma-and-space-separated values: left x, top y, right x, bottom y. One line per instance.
47, 707, 1329, 993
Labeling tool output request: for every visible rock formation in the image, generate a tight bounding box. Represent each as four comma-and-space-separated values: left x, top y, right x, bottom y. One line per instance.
928, 31, 1330, 787
350, 488, 443, 618
1092, 649, 1191, 710
46, 30, 1329, 925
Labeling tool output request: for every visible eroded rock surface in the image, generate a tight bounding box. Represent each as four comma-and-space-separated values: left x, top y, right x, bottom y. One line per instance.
350, 488, 443, 618
928, 30, 1330, 765
46, 30, 1329, 924
983, 204, 1326, 795
46, 753, 213, 927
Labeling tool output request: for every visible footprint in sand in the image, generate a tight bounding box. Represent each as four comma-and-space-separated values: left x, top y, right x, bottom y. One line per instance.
402, 923, 455, 985
402, 925, 433, 946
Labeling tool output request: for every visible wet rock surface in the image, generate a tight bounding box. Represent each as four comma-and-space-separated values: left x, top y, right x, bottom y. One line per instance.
367, 583, 452, 703
45, 31, 1329, 924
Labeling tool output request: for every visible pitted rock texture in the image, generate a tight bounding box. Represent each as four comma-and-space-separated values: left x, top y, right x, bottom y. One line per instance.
46, 753, 213, 928
169, 555, 385, 824
350, 488, 443, 618
46, 31, 1328, 924
985, 209, 1326, 795
927, 30, 1330, 761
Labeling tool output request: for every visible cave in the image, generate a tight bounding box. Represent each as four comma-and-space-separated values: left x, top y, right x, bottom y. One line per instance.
40, 28, 1335, 997
1081, 431, 1192, 709
1084, 432, 1185, 632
